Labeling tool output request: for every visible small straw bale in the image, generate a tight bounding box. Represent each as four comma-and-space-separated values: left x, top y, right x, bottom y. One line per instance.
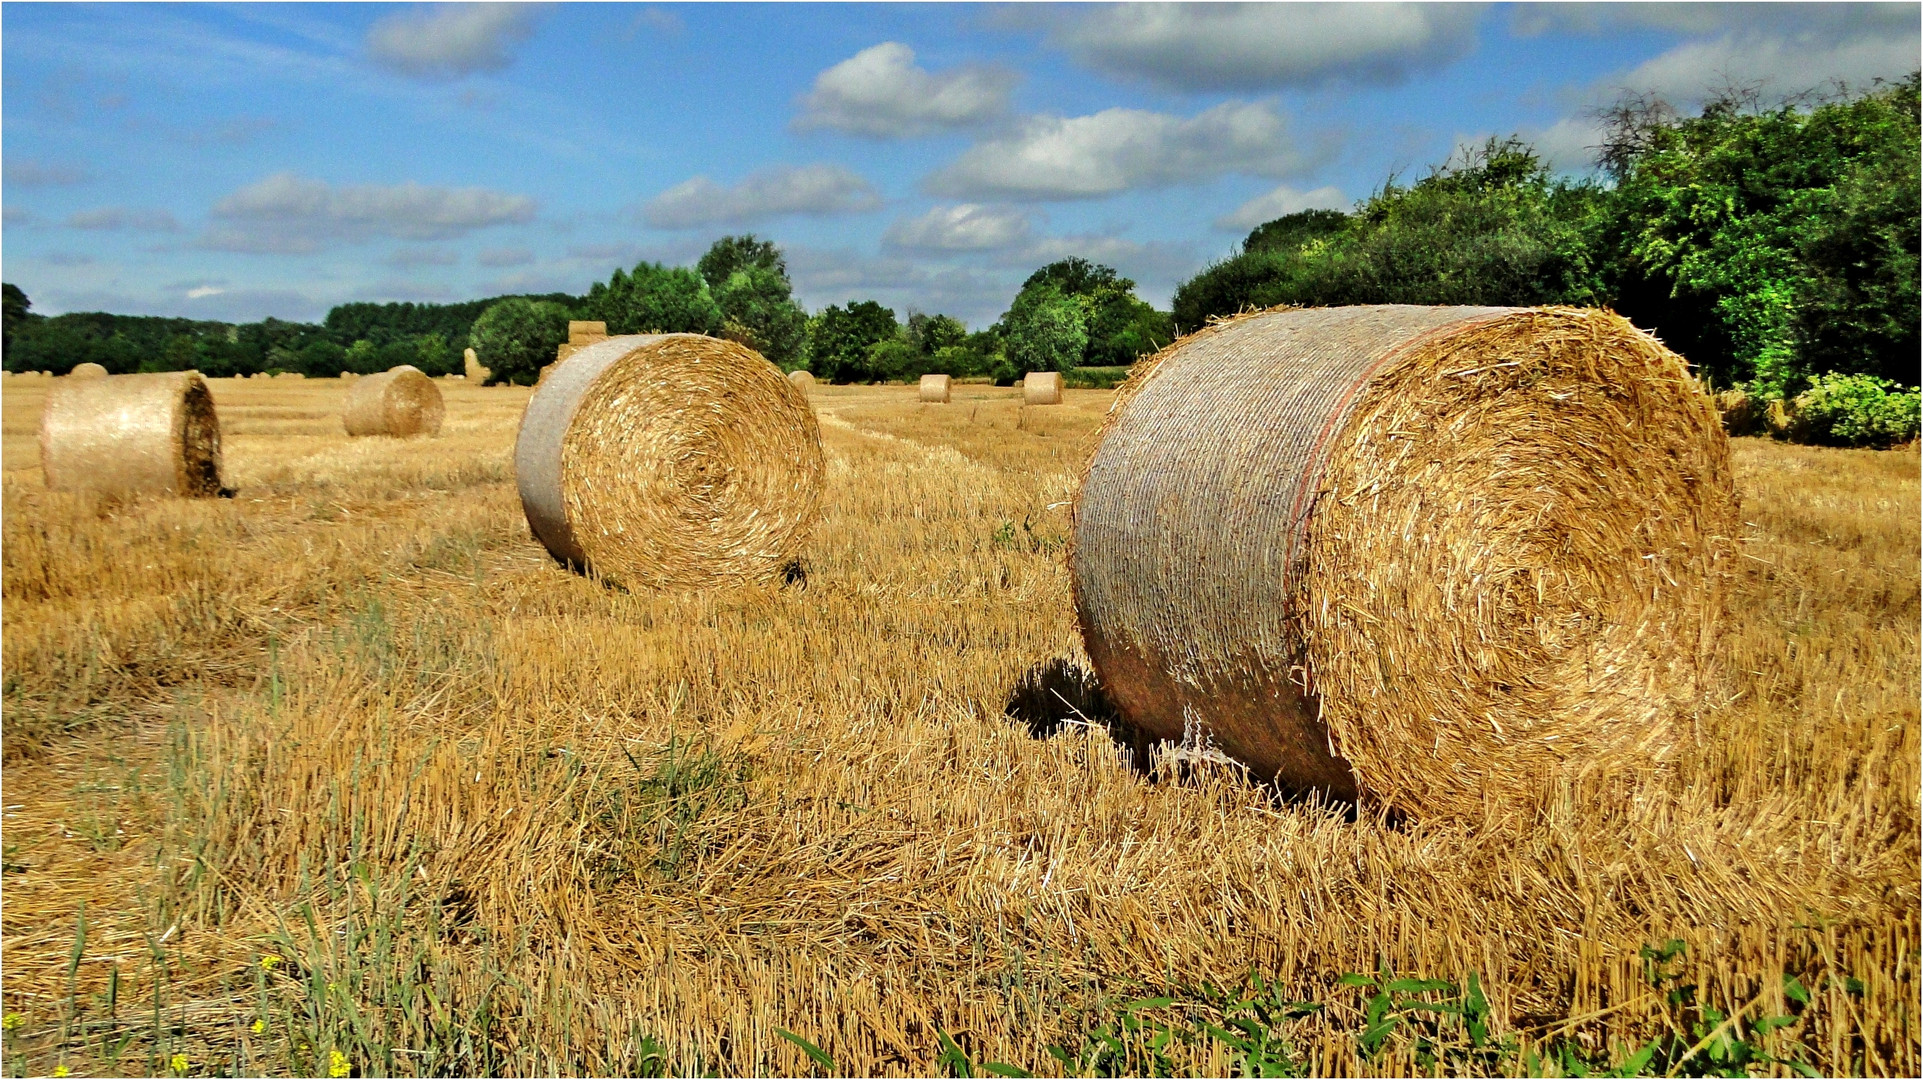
1713, 387, 1767, 437
69, 362, 109, 379
515, 334, 824, 590
1072, 305, 1735, 819
919, 373, 952, 403
275, 371, 305, 380
38, 371, 225, 497
568, 320, 609, 346
788, 369, 815, 393
464, 347, 491, 383
340, 371, 358, 380
341, 365, 445, 437
1023, 371, 1063, 404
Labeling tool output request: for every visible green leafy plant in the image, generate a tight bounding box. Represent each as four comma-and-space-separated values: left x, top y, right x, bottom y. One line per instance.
1789, 371, 1921, 447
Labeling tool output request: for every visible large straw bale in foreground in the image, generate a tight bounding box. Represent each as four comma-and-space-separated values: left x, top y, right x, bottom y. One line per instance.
515, 334, 824, 590
919, 373, 952, 402
342, 365, 444, 437
69, 362, 109, 379
1023, 371, 1063, 404
1073, 305, 1735, 818
38, 371, 224, 497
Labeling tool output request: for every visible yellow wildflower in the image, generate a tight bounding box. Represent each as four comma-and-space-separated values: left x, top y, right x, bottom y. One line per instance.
170, 1052, 190, 1075
52, 1067, 71, 1078
251, 1018, 266, 1034
259, 954, 283, 972
328, 1049, 351, 1077
1, 1013, 22, 1031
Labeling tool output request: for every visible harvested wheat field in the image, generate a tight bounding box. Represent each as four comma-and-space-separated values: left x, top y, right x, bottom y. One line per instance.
0, 375, 1916, 1077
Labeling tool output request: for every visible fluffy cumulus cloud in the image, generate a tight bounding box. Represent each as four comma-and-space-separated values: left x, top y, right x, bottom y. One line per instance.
65, 206, 181, 231
5, 158, 88, 187
883, 204, 1033, 252
476, 246, 535, 267
795, 42, 1016, 137
1214, 184, 1349, 231
926, 101, 1320, 201
1047, 3, 1482, 91
1608, 28, 1920, 106
643, 164, 881, 229
205, 172, 536, 253
366, 3, 539, 79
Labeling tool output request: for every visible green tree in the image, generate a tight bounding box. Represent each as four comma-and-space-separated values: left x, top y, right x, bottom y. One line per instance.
582, 262, 722, 336
905, 313, 968, 356
714, 265, 807, 368
2, 283, 35, 365
1597, 75, 1920, 392
805, 301, 898, 382
697, 234, 786, 287
1011, 258, 1172, 367
469, 298, 571, 385
298, 339, 348, 377
1001, 283, 1087, 375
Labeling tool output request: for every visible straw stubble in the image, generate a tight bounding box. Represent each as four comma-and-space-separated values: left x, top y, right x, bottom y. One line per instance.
1073, 305, 1735, 818
515, 333, 825, 590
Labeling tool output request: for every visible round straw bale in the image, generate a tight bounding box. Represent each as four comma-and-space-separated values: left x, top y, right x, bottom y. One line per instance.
69, 362, 109, 379
342, 365, 445, 437
920, 373, 952, 403
340, 371, 358, 380
38, 371, 224, 497
515, 334, 824, 590
1072, 305, 1735, 818
275, 371, 304, 380
464, 347, 491, 383
788, 369, 815, 392
1023, 371, 1063, 405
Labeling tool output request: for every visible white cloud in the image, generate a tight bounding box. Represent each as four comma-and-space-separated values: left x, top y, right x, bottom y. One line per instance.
5, 158, 88, 187
796, 42, 1016, 137
2, 207, 35, 226
1608, 30, 1920, 106
1526, 117, 1608, 172
883, 204, 1033, 251
925, 101, 1321, 201
385, 246, 460, 267
65, 206, 181, 232
366, 3, 539, 79
476, 246, 535, 267
1215, 184, 1349, 231
187, 285, 224, 299
1047, 3, 1483, 91
643, 164, 882, 229
1511, 3, 1917, 40
205, 172, 537, 253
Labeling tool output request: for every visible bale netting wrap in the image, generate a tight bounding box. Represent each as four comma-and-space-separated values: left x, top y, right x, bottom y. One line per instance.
514, 333, 826, 590
38, 371, 224, 497
1024, 371, 1063, 404
342, 365, 445, 437
1071, 305, 1735, 818
70, 362, 109, 379
920, 374, 952, 402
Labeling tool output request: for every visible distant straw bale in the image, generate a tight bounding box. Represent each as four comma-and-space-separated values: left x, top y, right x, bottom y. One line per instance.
919, 373, 952, 403
568, 320, 608, 346
1714, 388, 1767, 437
515, 334, 825, 590
340, 371, 358, 381
275, 372, 304, 380
1023, 371, 1063, 404
1073, 305, 1736, 819
38, 371, 225, 497
464, 347, 491, 384
788, 369, 815, 393
69, 362, 109, 379
342, 365, 445, 437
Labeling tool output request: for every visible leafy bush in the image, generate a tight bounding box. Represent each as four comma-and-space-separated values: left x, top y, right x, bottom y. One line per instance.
468, 298, 570, 386
1789, 372, 1921, 447
805, 301, 899, 383
582, 263, 722, 337
1001, 283, 1087, 375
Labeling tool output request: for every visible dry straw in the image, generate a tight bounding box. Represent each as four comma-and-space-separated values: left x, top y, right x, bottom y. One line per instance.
275, 372, 305, 380
464, 347, 491, 384
1023, 371, 1063, 405
515, 333, 825, 590
568, 320, 609, 345
920, 373, 952, 402
69, 362, 109, 379
788, 369, 816, 393
1072, 305, 1735, 819
341, 365, 445, 437
38, 370, 225, 497
340, 371, 359, 381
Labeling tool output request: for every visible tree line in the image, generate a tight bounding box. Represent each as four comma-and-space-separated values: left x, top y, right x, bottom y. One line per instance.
5, 77, 1912, 440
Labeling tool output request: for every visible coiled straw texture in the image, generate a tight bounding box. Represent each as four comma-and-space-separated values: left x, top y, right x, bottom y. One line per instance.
1024, 371, 1063, 405
920, 374, 952, 402
1072, 305, 1734, 819
342, 365, 445, 437
514, 334, 825, 590
38, 371, 224, 497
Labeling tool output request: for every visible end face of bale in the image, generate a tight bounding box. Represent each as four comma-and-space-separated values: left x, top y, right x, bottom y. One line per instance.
341, 365, 445, 437
919, 373, 952, 403
568, 321, 609, 346
1071, 304, 1736, 820
38, 370, 225, 497
1023, 371, 1063, 405
514, 334, 826, 591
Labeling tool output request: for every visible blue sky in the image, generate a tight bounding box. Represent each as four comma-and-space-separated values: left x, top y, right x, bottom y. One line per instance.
4, 2, 1917, 328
